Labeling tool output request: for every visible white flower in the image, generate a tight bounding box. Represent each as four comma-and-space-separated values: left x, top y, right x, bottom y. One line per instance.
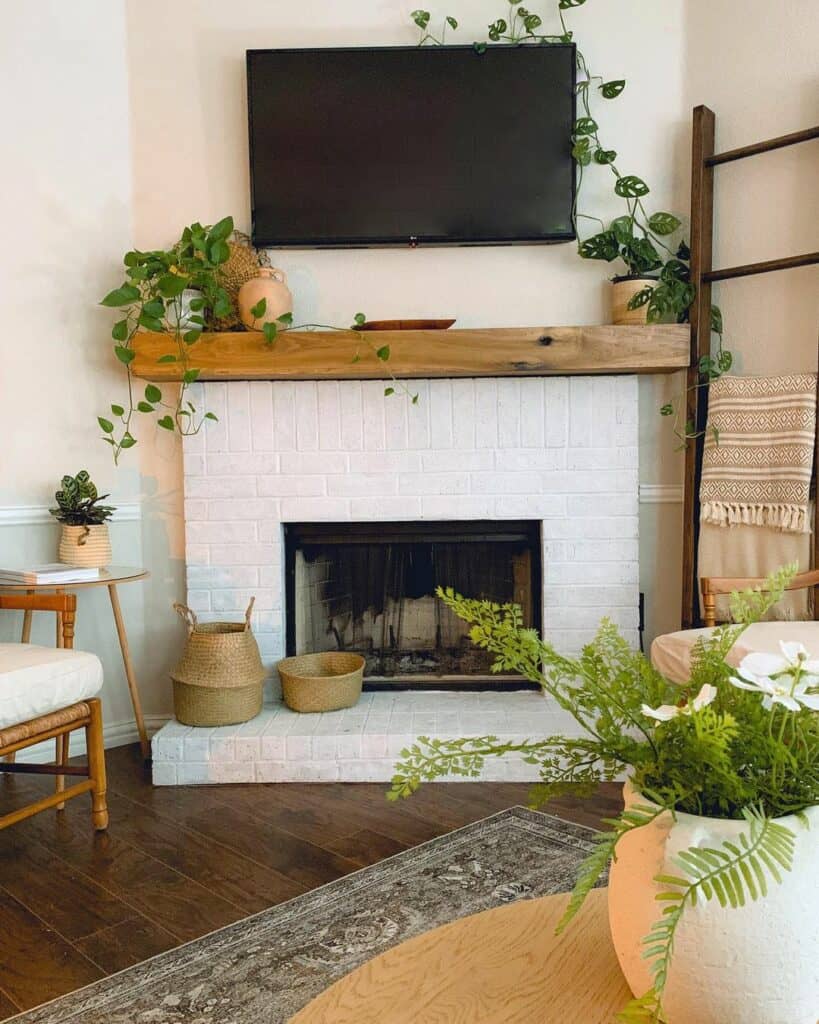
731, 668, 819, 712
738, 641, 819, 679
642, 683, 718, 722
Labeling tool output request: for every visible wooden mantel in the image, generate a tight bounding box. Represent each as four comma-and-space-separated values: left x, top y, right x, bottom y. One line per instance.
130, 324, 690, 382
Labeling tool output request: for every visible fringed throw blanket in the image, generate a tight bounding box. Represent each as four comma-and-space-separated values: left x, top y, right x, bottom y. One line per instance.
701, 373, 817, 534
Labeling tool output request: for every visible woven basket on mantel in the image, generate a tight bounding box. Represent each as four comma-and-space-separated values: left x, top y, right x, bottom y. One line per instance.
171, 598, 266, 727
277, 652, 365, 713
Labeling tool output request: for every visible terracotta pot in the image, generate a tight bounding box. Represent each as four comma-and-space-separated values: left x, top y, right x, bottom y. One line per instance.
611, 276, 657, 325
608, 781, 819, 1023
238, 268, 293, 329
58, 524, 112, 568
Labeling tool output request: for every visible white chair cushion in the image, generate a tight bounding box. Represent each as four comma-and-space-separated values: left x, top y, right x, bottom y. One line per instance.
0, 643, 103, 730
651, 621, 819, 684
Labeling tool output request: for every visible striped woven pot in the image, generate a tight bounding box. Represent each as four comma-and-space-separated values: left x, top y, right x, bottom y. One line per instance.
58, 524, 111, 568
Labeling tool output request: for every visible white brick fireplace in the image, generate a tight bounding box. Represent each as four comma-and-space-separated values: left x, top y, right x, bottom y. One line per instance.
152, 374, 639, 784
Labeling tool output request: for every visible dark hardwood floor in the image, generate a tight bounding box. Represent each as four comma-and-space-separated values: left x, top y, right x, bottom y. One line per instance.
0, 744, 622, 1019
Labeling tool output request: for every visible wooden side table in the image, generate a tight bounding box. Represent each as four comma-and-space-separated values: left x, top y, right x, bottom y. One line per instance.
1, 566, 151, 759
289, 888, 630, 1023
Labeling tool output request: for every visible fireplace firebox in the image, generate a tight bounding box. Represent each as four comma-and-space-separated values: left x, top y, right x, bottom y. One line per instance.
284, 521, 541, 690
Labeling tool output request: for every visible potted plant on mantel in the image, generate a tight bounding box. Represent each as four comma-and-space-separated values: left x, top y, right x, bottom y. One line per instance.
390, 564, 819, 1024
50, 471, 116, 568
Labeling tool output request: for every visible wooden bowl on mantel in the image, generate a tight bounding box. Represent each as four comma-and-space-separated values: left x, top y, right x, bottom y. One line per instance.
354, 318, 456, 332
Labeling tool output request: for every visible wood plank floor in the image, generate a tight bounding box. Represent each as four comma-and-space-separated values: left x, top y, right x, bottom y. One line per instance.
0, 744, 622, 1020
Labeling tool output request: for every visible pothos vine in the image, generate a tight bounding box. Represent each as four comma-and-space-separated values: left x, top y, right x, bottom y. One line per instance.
99, 219, 416, 462
412, 1, 732, 445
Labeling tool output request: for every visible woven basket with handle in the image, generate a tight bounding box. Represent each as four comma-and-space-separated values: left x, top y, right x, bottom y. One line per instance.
171, 598, 266, 727
277, 652, 365, 713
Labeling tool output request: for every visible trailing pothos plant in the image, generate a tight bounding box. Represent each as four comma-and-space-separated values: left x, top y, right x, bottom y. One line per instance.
411, 1, 731, 444
99, 217, 236, 462
390, 564, 818, 1022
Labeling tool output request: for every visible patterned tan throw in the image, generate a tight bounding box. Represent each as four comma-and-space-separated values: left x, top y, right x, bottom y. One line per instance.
701, 373, 817, 533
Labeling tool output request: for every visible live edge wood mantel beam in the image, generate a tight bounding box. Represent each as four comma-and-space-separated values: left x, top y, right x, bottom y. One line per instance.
130, 325, 690, 382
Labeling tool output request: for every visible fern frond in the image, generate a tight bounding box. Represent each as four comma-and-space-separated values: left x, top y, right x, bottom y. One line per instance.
642, 807, 796, 997
616, 989, 666, 1023
556, 802, 669, 934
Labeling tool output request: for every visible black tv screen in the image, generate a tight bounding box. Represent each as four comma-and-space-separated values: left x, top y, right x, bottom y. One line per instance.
247, 44, 576, 248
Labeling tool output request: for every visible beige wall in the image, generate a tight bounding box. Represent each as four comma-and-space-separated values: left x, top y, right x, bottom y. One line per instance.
1, 1, 816, 743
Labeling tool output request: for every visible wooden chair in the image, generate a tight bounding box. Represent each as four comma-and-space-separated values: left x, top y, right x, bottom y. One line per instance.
700, 569, 819, 627
0, 593, 108, 831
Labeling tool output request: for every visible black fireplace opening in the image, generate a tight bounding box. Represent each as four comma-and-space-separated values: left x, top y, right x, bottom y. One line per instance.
284, 520, 541, 690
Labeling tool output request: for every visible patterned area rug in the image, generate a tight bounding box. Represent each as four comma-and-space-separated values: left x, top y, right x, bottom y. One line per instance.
12, 808, 599, 1024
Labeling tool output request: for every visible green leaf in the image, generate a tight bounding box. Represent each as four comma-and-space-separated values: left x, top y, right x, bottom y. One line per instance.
660, 403, 673, 416
594, 148, 617, 165
143, 298, 165, 318
559, 0, 586, 7
119, 434, 137, 449
114, 345, 135, 365
354, 312, 367, 326
137, 401, 154, 413
411, 9, 430, 29
711, 305, 724, 335
183, 368, 200, 384
676, 240, 691, 261
574, 116, 598, 136
101, 284, 140, 307
578, 231, 619, 262
123, 251, 141, 268
487, 18, 507, 41
572, 138, 592, 166
157, 415, 175, 431
615, 175, 650, 198
97, 417, 114, 434
208, 215, 233, 241
601, 79, 626, 99
627, 286, 654, 311
277, 311, 293, 327
156, 273, 188, 298
250, 297, 267, 319
384, 386, 395, 396
188, 296, 205, 311
648, 212, 682, 236
183, 329, 201, 345
204, 411, 219, 421
208, 239, 230, 264
611, 215, 634, 245
157, 353, 177, 363
145, 384, 162, 403
110, 404, 125, 416
376, 345, 390, 361
112, 319, 129, 342
137, 311, 164, 331
717, 348, 732, 372
473, 41, 488, 54
262, 321, 278, 345
446, 15, 458, 30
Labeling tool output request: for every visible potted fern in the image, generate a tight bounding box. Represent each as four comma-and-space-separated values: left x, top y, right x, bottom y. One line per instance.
50, 471, 116, 568
390, 566, 819, 1023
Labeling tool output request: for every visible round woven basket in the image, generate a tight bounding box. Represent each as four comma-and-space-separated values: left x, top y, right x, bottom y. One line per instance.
277, 652, 365, 714
171, 599, 266, 727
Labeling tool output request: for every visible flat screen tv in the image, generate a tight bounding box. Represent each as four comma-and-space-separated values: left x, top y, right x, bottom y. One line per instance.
247, 44, 576, 248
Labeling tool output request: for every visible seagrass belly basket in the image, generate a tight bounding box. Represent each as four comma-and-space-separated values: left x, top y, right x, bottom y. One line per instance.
171, 598, 266, 727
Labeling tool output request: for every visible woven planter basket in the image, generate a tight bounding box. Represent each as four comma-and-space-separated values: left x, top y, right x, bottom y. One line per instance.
277, 652, 365, 713
171, 599, 266, 727
58, 524, 111, 568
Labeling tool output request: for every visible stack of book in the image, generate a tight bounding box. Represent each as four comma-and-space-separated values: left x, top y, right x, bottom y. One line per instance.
0, 564, 103, 585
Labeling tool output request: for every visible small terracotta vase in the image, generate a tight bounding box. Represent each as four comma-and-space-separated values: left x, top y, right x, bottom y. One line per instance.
58, 525, 112, 568
611, 276, 657, 325
238, 268, 293, 329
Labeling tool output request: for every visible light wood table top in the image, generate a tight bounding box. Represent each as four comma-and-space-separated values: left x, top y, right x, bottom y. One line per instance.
0, 566, 148, 590
290, 888, 630, 1024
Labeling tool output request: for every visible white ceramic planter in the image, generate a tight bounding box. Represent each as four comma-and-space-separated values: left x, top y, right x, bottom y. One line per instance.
608, 782, 819, 1023
165, 288, 203, 330
58, 524, 111, 568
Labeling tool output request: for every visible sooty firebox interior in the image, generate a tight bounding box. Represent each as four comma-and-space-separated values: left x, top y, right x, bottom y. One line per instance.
284, 521, 541, 690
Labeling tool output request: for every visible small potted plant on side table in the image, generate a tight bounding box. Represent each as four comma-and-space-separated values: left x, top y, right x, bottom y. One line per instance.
50, 471, 116, 568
